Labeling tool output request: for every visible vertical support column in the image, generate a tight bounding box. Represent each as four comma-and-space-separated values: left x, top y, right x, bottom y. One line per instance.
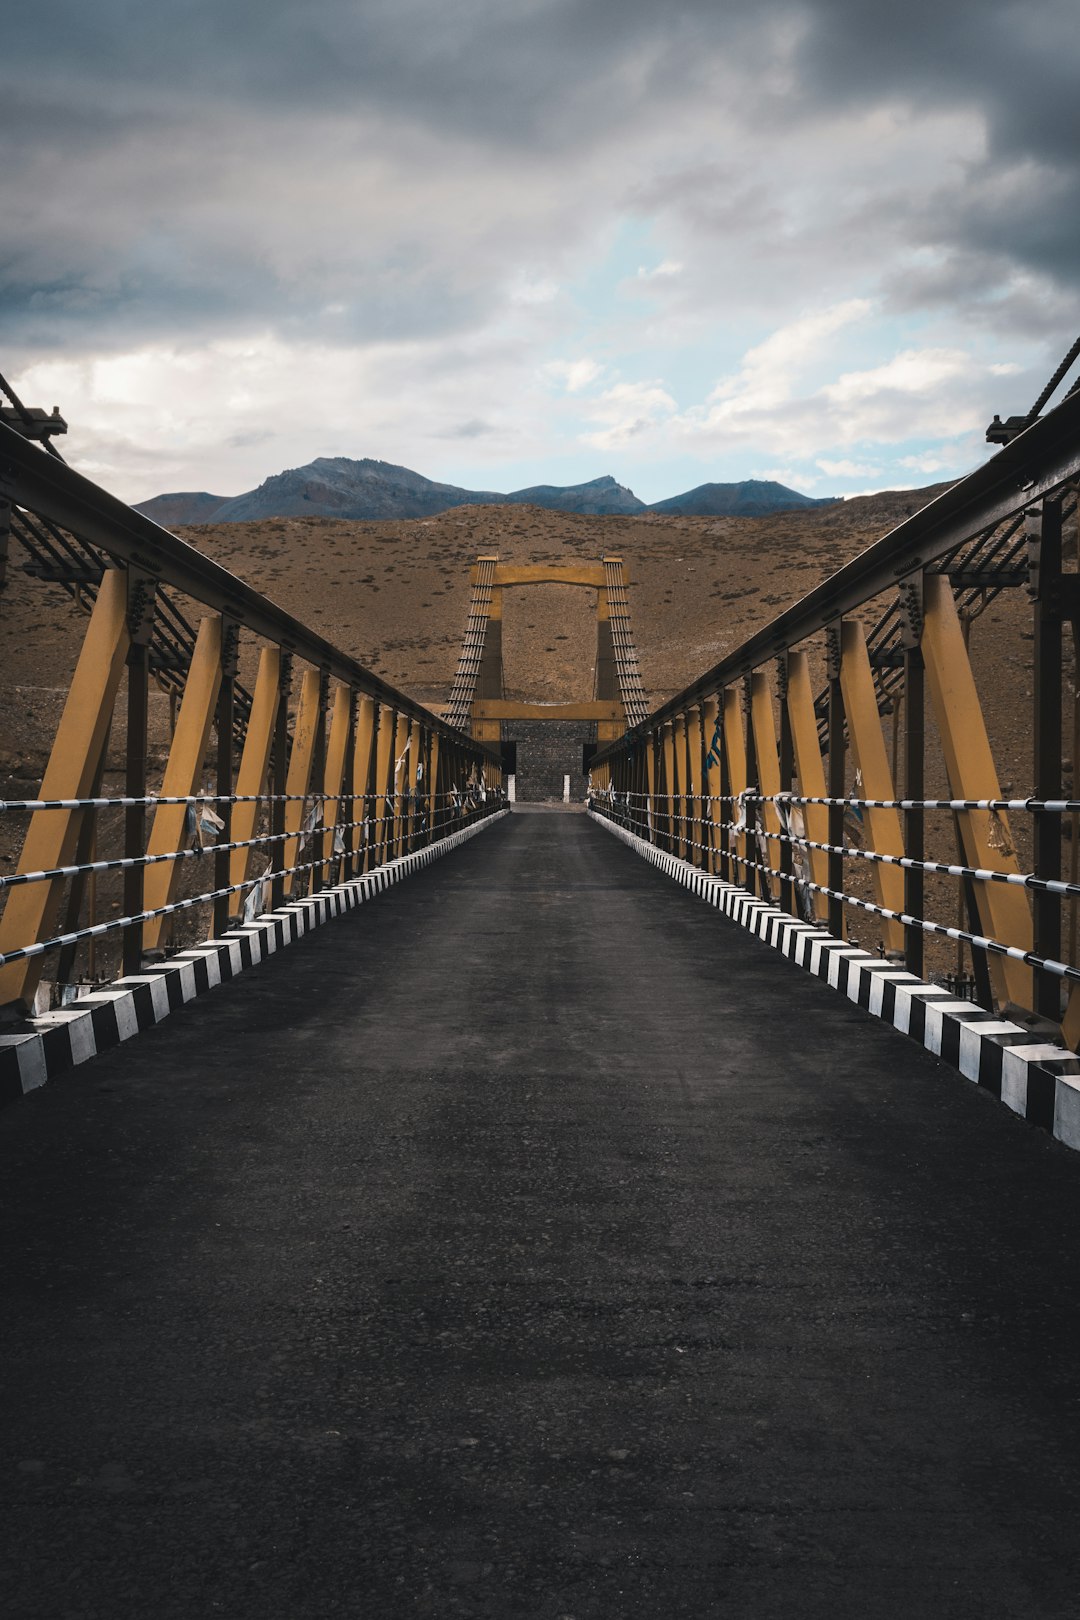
407, 719, 422, 852
309, 670, 330, 892
644, 732, 657, 842
320, 680, 352, 888
672, 712, 687, 858
270, 654, 291, 910
212, 621, 239, 938
777, 658, 795, 916
373, 705, 396, 865
750, 671, 783, 898
899, 574, 925, 976
826, 625, 846, 939
0, 569, 130, 1009
342, 689, 358, 879
904, 649, 926, 977
281, 666, 322, 898
742, 678, 760, 896
428, 732, 441, 842
721, 687, 748, 886
660, 721, 676, 854
391, 712, 411, 856
122, 570, 156, 975
839, 618, 905, 952
921, 574, 1032, 1008
786, 651, 830, 921
351, 697, 377, 874
229, 646, 281, 897
702, 697, 722, 875
1031, 497, 1064, 1020
686, 705, 704, 869
143, 614, 223, 950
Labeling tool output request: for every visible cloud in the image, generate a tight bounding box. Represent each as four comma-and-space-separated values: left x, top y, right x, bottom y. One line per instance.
3, 0, 1078, 502
635, 260, 684, 283
579, 380, 678, 449
816, 458, 882, 479
543, 358, 604, 393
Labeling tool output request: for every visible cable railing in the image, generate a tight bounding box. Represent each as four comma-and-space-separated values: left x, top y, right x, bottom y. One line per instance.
0, 788, 501, 971
590, 786, 1080, 989
587, 382, 1080, 1044
0, 413, 505, 1016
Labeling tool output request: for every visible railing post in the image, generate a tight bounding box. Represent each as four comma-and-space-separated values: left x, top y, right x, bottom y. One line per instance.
785, 650, 830, 922
342, 688, 358, 880
721, 687, 748, 888
143, 613, 223, 950
645, 731, 658, 843
281, 667, 322, 898
687, 704, 704, 868
921, 574, 1033, 1009
320, 679, 351, 891
661, 720, 676, 854
212, 620, 238, 938
123, 569, 156, 975
899, 575, 925, 977
0, 567, 130, 1011
427, 729, 441, 844
777, 657, 795, 916
702, 697, 722, 875
750, 671, 784, 902
742, 676, 761, 897
1031, 496, 1064, 1020
826, 623, 846, 939
230, 645, 281, 905
839, 617, 905, 953
352, 696, 376, 873
374, 705, 396, 864
270, 653, 291, 911
672, 712, 687, 858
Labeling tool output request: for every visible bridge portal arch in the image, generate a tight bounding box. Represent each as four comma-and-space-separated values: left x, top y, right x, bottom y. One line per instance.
443, 557, 649, 772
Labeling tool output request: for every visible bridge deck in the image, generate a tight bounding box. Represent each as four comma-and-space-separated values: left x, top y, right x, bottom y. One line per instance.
4, 810, 1080, 1617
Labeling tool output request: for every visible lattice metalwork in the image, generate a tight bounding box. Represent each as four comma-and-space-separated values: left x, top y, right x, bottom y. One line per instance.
443, 554, 498, 728
603, 557, 649, 726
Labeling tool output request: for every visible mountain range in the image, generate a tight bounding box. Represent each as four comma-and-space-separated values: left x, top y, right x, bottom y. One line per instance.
134, 457, 839, 527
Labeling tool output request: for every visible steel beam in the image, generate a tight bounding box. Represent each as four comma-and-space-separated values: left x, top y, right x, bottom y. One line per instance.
229, 646, 281, 896
143, 615, 223, 949
839, 619, 905, 952
590, 386, 1080, 763
0, 417, 494, 759
921, 575, 1033, 1008
0, 569, 130, 1010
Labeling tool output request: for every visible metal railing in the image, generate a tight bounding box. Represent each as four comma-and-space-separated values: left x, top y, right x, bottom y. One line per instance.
588, 385, 1080, 1043
0, 417, 504, 1016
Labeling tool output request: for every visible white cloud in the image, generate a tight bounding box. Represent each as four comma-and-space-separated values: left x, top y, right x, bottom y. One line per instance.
635, 259, 684, 282
815, 458, 883, 478
542, 357, 604, 393
579, 379, 677, 449
672, 319, 1002, 462
706, 300, 875, 414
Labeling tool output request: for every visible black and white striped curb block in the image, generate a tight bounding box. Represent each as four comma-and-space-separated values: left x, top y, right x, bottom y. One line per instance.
0, 810, 511, 1106
589, 809, 1080, 1153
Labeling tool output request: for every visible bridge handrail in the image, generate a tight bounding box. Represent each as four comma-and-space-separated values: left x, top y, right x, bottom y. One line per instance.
0, 418, 494, 749
591, 385, 1080, 763
586, 382, 1080, 1040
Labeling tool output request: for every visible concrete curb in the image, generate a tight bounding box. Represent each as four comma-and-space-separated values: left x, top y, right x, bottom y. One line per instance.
0, 809, 511, 1106
589, 809, 1080, 1152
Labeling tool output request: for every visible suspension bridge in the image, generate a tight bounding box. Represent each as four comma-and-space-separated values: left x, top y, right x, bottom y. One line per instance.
4, 358, 1080, 1617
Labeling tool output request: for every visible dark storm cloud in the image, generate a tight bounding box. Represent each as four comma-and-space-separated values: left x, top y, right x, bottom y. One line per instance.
2, 0, 1077, 356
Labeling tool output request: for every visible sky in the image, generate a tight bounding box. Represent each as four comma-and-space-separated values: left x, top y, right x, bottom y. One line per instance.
3, 0, 1078, 507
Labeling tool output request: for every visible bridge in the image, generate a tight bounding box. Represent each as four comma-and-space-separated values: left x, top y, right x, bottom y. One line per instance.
4, 363, 1080, 1615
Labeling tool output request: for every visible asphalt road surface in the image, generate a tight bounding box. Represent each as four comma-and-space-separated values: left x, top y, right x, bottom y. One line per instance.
4, 808, 1080, 1619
